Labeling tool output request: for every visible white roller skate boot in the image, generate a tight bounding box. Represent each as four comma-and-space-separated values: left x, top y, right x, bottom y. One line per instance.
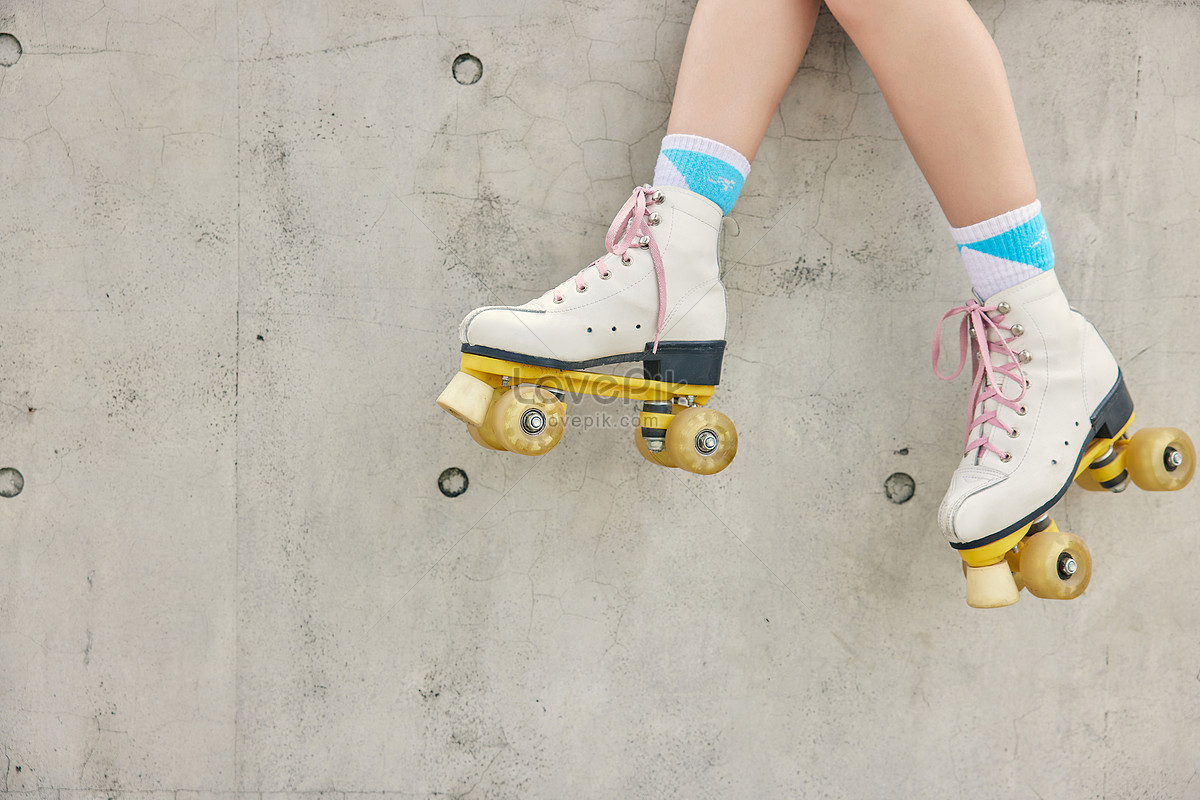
457, 185, 726, 375
932, 269, 1132, 607
438, 186, 737, 472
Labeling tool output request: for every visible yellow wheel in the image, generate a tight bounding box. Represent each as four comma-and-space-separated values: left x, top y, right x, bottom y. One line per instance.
487, 385, 566, 456
1125, 427, 1195, 491
635, 427, 677, 468
1004, 548, 1025, 593
664, 406, 737, 475
1019, 530, 1092, 600
465, 389, 507, 450
468, 422, 506, 451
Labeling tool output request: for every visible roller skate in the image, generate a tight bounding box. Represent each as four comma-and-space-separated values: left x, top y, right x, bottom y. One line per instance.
437, 185, 738, 474
933, 269, 1195, 608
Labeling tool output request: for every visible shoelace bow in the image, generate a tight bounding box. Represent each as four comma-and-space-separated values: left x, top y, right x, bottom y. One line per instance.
552, 186, 667, 352
931, 299, 1028, 460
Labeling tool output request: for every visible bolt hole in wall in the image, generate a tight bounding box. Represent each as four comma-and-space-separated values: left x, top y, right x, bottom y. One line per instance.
0, 33, 21, 67
884, 472, 915, 504
438, 467, 469, 498
452, 53, 482, 85
0, 467, 24, 498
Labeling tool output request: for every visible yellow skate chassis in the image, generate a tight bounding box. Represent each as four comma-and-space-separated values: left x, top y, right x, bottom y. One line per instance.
440, 353, 738, 474
458, 353, 716, 408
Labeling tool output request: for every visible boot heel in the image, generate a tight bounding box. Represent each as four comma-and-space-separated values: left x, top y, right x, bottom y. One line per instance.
642, 341, 726, 385
1091, 371, 1134, 440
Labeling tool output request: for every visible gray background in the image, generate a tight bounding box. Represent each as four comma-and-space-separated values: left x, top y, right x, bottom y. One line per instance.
2, 1, 1198, 797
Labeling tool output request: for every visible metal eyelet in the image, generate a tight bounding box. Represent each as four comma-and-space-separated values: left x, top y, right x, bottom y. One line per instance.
1000, 452, 1013, 463
1008, 428, 1020, 438
1018, 350, 1032, 364
621, 254, 631, 265
997, 302, 1011, 314
1009, 323, 1024, 337
651, 190, 664, 204
552, 295, 564, 304
576, 284, 588, 293
599, 270, 612, 280
638, 235, 651, 248
1017, 405, 1027, 416
648, 212, 662, 226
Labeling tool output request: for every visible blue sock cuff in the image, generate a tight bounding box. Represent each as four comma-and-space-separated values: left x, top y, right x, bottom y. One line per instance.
956, 212, 1054, 272
661, 149, 745, 215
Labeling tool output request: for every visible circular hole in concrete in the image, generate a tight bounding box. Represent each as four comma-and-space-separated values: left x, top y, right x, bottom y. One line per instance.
438, 467, 469, 498
0, 467, 25, 498
452, 53, 482, 86
884, 472, 915, 504
0, 34, 22, 67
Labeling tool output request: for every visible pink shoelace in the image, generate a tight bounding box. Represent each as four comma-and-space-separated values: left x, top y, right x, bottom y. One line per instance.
932, 299, 1028, 460
552, 186, 667, 352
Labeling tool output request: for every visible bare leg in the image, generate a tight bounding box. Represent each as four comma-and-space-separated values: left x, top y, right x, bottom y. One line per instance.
668, 0, 823, 161
826, 0, 1036, 226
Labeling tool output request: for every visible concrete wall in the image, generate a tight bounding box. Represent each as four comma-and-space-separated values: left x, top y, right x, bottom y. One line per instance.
2, 1, 1198, 796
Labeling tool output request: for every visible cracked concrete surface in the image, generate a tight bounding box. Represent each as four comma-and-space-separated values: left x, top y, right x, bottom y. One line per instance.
2, 1, 1199, 797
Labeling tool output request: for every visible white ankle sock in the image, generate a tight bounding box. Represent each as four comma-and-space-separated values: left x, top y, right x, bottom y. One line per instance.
952, 200, 1054, 299
653, 133, 750, 215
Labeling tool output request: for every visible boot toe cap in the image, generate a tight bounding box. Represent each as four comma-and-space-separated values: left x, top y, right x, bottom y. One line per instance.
938, 465, 1010, 546
460, 305, 555, 358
